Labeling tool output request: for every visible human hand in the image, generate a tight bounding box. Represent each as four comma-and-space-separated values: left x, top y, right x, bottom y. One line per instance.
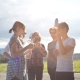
24, 49, 32, 59
56, 31, 61, 40
35, 42, 41, 48
27, 43, 34, 49
24, 49, 32, 55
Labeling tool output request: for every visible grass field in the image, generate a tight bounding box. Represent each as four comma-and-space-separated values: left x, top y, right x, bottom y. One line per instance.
74, 60, 80, 73
43, 60, 80, 73
0, 63, 7, 72
0, 60, 80, 73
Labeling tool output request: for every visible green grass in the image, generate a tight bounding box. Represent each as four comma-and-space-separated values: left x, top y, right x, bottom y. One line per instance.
0, 63, 7, 72
43, 61, 47, 72
43, 60, 80, 73
0, 60, 80, 73
74, 60, 80, 73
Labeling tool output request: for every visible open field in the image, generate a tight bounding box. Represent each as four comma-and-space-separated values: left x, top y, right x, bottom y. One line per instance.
0, 60, 80, 80
0, 60, 80, 73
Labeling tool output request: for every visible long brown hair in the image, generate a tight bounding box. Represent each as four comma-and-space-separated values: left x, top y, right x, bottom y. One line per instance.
29, 32, 41, 43
9, 21, 25, 33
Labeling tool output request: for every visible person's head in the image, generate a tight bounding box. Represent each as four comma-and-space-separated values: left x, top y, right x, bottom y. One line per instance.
9, 21, 26, 36
29, 31, 41, 43
49, 27, 57, 41
19, 34, 25, 40
57, 22, 69, 36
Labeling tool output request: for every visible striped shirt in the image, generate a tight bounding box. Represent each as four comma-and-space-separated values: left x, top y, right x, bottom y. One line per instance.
55, 37, 76, 72
6, 35, 26, 80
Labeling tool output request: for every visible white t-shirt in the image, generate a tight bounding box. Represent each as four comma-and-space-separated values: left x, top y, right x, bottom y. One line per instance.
3, 39, 25, 53
56, 37, 76, 72
3, 43, 10, 53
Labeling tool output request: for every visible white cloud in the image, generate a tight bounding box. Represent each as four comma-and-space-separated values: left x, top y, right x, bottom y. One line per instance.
0, 41, 8, 48
0, 0, 80, 39
74, 38, 80, 53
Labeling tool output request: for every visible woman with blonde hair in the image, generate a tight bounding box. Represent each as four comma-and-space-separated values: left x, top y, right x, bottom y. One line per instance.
27, 32, 47, 80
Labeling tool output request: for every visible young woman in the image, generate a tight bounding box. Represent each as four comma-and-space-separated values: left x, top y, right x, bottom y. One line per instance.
54, 22, 76, 80
27, 32, 47, 80
6, 21, 34, 80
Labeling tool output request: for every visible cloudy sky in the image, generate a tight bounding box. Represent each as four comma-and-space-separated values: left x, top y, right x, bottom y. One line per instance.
0, 0, 80, 53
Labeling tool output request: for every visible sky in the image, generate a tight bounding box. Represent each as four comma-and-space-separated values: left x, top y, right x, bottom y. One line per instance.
0, 0, 80, 53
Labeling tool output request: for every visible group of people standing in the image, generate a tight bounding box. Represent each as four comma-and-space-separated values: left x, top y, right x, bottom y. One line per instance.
3, 20, 76, 80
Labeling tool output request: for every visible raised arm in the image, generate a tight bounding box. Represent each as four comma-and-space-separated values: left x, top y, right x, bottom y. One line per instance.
10, 41, 34, 58
58, 37, 75, 55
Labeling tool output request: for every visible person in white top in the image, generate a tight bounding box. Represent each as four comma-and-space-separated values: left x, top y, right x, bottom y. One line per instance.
3, 43, 11, 59
3, 34, 26, 60
3, 34, 32, 60
54, 22, 76, 80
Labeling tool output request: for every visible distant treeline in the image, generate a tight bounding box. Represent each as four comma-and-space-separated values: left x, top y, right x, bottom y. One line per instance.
0, 54, 8, 63
0, 53, 80, 63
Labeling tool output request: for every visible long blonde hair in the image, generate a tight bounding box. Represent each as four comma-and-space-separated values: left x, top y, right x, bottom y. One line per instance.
29, 31, 41, 43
